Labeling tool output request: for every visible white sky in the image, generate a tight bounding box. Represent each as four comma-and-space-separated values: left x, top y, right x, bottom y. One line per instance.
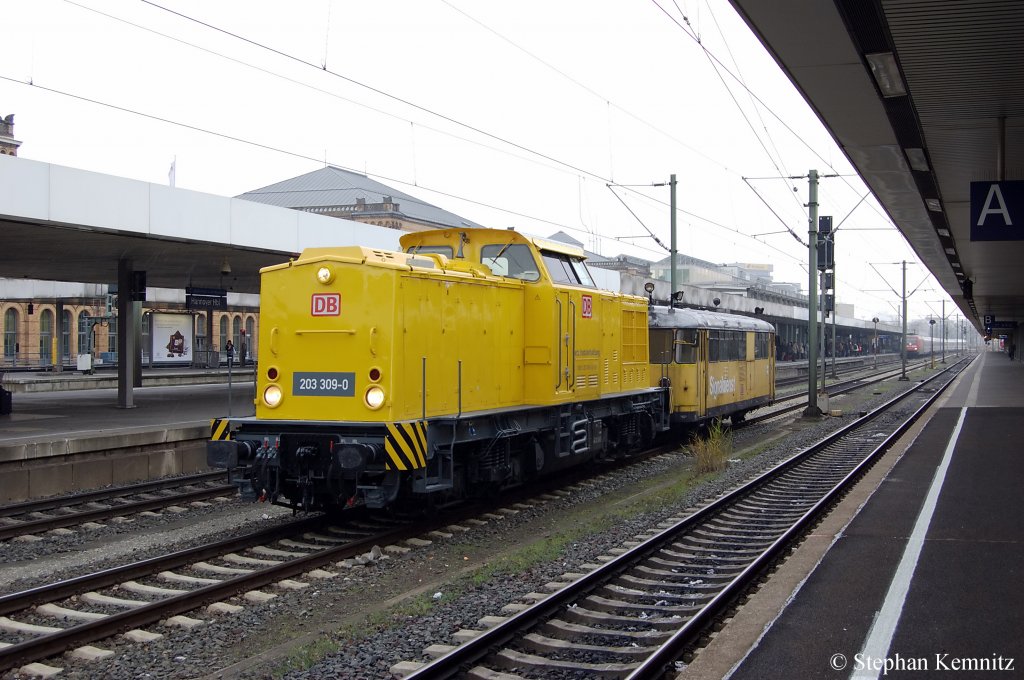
1, 0, 959, 326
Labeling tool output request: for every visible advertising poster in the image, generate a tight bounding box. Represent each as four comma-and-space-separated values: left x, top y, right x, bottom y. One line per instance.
151, 312, 194, 364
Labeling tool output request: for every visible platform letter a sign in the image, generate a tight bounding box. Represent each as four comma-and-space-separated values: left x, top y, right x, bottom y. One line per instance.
970, 180, 1024, 241
977, 185, 1012, 226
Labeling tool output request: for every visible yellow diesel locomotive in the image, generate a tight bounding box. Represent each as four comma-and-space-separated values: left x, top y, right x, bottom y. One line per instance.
207, 228, 775, 512
209, 228, 669, 511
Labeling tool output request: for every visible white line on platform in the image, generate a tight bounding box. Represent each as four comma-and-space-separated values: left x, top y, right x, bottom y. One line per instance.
850, 406, 968, 680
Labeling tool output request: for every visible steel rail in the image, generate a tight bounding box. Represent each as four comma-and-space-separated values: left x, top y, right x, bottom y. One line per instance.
404, 355, 974, 679
626, 355, 975, 678
0, 515, 325, 613
0, 522, 419, 672
0, 471, 228, 518
0, 484, 236, 542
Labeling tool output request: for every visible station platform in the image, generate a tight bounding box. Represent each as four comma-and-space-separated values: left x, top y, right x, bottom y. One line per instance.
0, 368, 255, 502
713, 350, 1022, 679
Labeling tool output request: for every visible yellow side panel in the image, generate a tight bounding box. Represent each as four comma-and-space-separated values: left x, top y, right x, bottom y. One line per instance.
395, 275, 525, 419
666, 364, 701, 415
706, 360, 741, 410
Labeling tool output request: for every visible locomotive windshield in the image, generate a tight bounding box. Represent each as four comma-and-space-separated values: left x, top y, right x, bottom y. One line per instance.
480, 243, 540, 281
541, 251, 595, 287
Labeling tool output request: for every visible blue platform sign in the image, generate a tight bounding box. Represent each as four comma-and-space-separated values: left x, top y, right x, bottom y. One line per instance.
971, 180, 1024, 241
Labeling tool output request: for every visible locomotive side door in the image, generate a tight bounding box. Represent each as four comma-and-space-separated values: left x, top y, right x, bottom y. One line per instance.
555, 290, 575, 396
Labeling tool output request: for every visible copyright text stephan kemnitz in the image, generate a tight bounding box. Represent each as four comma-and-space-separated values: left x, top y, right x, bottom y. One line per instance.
829, 652, 1016, 674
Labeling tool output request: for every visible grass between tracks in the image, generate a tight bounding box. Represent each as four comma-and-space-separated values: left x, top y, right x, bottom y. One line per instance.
271, 442, 737, 676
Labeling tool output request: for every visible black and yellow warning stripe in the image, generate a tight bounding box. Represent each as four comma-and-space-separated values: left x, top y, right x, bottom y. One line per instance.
210, 418, 231, 441
384, 421, 428, 471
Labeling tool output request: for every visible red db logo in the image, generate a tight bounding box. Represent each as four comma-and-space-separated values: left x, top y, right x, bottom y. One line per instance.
311, 293, 340, 316
581, 294, 593, 319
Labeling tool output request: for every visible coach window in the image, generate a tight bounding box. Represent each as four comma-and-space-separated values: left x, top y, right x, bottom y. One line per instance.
649, 328, 673, 364
754, 332, 771, 359
674, 328, 698, 364
481, 244, 540, 281
708, 330, 742, 362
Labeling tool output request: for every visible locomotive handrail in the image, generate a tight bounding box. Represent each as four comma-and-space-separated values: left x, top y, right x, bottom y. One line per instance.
569, 299, 577, 388
555, 297, 563, 389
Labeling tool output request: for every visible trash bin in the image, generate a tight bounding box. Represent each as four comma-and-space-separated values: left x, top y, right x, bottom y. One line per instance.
0, 387, 11, 415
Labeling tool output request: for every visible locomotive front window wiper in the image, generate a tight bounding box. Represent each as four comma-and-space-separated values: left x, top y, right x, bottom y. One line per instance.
486, 240, 515, 266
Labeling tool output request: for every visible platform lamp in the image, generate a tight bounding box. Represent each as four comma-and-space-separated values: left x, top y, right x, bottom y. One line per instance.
929, 318, 936, 369
872, 317, 879, 369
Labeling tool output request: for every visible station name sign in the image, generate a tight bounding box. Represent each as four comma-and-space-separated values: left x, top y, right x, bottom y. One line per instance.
186, 286, 227, 311
971, 180, 1024, 241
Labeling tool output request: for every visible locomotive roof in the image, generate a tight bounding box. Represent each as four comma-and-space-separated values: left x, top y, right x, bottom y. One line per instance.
648, 305, 776, 333
400, 228, 586, 258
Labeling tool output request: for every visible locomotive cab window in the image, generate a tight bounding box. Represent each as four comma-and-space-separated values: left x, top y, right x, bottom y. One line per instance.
406, 245, 453, 258
674, 328, 698, 364
541, 251, 596, 287
480, 243, 540, 281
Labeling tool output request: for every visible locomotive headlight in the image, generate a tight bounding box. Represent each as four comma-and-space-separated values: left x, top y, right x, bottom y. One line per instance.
316, 266, 335, 284
364, 385, 385, 410
263, 384, 283, 408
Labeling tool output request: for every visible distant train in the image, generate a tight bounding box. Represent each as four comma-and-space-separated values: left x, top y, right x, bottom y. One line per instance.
906, 334, 970, 358
906, 335, 925, 357
208, 228, 775, 513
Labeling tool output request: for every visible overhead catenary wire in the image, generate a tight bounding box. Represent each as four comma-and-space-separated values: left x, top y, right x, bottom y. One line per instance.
0, 73, 652, 255
701, 0, 803, 213
76, 0, 802, 263
606, 185, 671, 253
650, 0, 895, 227
437, 0, 734, 174
28, 0, 916, 298
133, 0, 850, 259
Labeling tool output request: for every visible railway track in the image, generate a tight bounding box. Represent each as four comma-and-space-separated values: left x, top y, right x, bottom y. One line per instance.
395, 355, 974, 679
0, 511, 417, 674
0, 442, 695, 675
0, 472, 236, 542
744, 355, 950, 426
773, 353, 901, 388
